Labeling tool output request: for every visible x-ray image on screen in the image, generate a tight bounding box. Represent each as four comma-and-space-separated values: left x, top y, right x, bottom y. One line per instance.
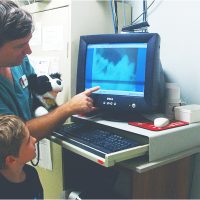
92, 47, 136, 90
85, 43, 147, 95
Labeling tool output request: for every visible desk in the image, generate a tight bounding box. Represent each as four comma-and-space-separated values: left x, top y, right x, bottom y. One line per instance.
59, 148, 195, 198
51, 117, 200, 198
118, 156, 193, 198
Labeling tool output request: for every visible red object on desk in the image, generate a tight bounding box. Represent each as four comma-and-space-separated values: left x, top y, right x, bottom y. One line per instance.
128, 121, 189, 131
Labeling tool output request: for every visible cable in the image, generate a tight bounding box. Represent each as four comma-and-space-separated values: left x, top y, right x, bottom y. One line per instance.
122, 0, 126, 26
109, 0, 119, 34
109, 0, 116, 33
31, 141, 40, 166
131, 0, 155, 25
143, 0, 148, 32
147, 0, 164, 16
143, 0, 147, 22
131, 4, 133, 25
114, 0, 118, 33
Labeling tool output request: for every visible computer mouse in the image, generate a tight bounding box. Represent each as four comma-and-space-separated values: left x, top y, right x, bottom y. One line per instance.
154, 117, 170, 128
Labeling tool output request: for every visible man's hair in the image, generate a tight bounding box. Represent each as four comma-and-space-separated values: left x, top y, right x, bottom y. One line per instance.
0, 115, 26, 169
0, 0, 34, 46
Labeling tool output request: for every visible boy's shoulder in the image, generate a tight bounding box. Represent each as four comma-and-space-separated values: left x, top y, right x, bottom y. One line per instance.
24, 164, 39, 177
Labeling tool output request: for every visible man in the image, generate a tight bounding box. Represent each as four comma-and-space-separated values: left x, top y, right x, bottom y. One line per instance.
0, 0, 99, 140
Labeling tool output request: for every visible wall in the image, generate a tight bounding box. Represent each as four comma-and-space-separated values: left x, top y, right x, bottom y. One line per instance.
70, 1, 132, 96
145, 0, 200, 198
147, 0, 200, 104
36, 143, 63, 199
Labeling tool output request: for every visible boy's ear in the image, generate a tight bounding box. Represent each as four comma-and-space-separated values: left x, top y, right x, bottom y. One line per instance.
5, 155, 17, 166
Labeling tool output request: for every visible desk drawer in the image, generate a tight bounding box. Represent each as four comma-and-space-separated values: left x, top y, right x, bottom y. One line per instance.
51, 134, 149, 167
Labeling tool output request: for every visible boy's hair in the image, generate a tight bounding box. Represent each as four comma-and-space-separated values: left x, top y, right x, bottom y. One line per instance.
0, 115, 26, 169
0, 0, 34, 46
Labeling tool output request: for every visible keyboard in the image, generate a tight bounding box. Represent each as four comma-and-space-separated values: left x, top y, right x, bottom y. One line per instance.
54, 123, 139, 155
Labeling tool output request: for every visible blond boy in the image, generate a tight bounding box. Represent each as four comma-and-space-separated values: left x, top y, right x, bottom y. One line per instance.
0, 115, 43, 199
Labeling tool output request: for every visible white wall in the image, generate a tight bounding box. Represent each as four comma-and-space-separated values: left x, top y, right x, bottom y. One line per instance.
147, 0, 200, 104
146, 0, 200, 197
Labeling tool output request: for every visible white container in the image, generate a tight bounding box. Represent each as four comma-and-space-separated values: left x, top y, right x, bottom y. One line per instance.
165, 83, 181, 103
165, 83, 181, 119
174, 104, 200, 123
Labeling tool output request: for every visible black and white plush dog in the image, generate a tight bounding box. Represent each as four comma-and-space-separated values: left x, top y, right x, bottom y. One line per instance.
28, 73, 63, 117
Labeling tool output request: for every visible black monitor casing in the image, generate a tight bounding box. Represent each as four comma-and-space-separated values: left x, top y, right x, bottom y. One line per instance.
76, 33, 165, 115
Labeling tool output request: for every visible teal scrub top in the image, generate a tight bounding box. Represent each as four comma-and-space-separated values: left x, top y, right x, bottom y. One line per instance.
0, 56, 35, 121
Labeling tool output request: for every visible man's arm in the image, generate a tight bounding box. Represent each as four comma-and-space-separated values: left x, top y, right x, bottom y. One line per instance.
26, 86, 100, 140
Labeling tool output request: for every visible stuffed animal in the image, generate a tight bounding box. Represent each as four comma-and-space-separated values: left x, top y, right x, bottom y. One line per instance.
28, 73, 63, 117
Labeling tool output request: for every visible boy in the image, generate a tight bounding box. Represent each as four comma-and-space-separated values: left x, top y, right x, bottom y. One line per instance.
0, 115, 43, 199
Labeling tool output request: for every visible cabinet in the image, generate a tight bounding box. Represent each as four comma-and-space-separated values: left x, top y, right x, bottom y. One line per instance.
120, 156, 193, 199
61, 150, 193, 199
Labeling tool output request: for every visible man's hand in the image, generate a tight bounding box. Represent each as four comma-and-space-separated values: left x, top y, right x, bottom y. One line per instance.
27, 86, 100, 140
67, 86, 100, 114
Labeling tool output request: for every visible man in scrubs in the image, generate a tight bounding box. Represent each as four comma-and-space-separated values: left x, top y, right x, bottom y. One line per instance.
0, 0, 99, 140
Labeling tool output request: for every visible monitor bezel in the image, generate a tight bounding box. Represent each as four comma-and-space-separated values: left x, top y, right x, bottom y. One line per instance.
76, 33, 162, 113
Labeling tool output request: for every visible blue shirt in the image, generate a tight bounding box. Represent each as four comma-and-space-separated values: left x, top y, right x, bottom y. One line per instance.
0, 56, 35, 120
0, 164, 43, 199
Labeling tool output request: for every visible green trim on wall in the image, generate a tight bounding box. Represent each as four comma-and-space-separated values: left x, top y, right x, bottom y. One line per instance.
36, 142, 63, 199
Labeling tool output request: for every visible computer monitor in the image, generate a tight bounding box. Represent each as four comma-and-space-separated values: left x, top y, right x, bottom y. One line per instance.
76, 33, 165, 118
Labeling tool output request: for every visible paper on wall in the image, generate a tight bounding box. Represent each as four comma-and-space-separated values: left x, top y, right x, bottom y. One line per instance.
28, 55, 60, 75
48, 56, 60, 74
42, 25, 64, 51
34, 138, 53, 171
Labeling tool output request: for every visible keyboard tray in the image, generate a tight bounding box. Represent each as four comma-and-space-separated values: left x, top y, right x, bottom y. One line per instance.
52, 123, 149, 167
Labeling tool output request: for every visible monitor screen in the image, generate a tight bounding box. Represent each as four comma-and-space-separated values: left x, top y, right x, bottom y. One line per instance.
85, 43, 147, 98
76, 33, 165, 118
